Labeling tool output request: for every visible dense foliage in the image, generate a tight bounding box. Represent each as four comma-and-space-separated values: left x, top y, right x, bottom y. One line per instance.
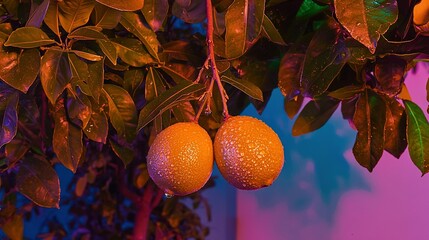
0, 0, 429, 238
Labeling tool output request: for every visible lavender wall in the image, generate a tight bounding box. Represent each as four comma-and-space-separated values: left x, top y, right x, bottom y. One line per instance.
205, 64, 429, 240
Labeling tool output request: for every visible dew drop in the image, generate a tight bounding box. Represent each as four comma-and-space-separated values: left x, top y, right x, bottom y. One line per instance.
164, 193, 174, 198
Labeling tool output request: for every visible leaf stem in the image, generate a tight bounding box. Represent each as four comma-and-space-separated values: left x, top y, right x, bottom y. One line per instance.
205, 0, 230, 119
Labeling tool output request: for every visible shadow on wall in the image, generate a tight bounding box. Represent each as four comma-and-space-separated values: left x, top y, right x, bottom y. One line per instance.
237, 89, 370, 240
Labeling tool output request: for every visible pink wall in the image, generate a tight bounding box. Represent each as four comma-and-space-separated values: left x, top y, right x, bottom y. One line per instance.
233, 64, 429, 240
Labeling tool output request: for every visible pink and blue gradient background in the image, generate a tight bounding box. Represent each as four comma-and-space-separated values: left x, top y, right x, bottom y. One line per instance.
203, 64, 429, 240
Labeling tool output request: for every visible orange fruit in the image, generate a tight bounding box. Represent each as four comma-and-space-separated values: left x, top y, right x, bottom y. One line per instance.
147, 122, 213, 196
214, 116, 284, 190
414, 0, 429, 26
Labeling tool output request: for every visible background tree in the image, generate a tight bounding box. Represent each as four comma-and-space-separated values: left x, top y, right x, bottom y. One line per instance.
1, 0, 429, 239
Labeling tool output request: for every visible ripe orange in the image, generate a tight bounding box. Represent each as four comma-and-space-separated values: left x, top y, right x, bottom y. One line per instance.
147, 122, 213, 196
414, 0, 429, 26
214, 116, 284, 190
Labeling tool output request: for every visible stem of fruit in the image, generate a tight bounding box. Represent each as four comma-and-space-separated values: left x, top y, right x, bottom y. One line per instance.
205, 0, 230, 119
194, 76, 215, 122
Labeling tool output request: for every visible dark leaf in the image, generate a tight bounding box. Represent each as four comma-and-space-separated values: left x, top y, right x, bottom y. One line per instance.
328, 85, 364, 100
67, 88, 92, 128
160, 65, 191, 84
75, 174, 87, 197
58, 0, 95, 33
0, 48, 40, 93
53, 97, 83, 173
221, 74, 263, 101
109, 137, 134, 166
352, 90, 386, 172
124, 69, 144, 97
383, 97, 407, 158
2, 214, 23, 240
26, 0, 50, 28
96, 39, 117, 65
40, 49, 71, 104
172, 102, 196, 122
110, 38, 153, 67
103, 84, 137, 141
68, 26, 106, 40
225, 0, 265, 58
44, 0, 60, 37
83, 100, 108, 143
404, 100, 429, 174
284, 95, 303, 119
374, 55, 406, 96
142, 0, 169, 31
172, 0, 206, 24
261, 14, 286, 45
301, 21, 348, 96
92, 2, 121, 29
292, 97, 339, 136
120, 12, 160, 60
334, 0, 398, 53
4, 27, 55, 48
145, 67, 165, 101
16, 156, 60, 208
0, 92, 18, 148
68, 52, 89, 82
87, 57, 104, 102
137, 82, 205, 130
96, 0, 144, 11
278, 53, 304, 99
5, 139, 30, 167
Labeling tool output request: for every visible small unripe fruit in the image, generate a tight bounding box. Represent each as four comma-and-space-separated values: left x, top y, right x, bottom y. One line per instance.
147, 122, 213, 196
214, 116, 284, 190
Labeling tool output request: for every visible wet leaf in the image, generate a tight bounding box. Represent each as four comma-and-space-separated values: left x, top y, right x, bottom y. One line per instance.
0, 92, 18, 148
83, 100, 108, 143
278, 53, 304, 99
67, 88, 92, 128
96, 0, 144, 11
302, 21, 348, 96
225, 0, 265, 58
40, 48, 71, 104
142, 0, 169, 32
68, 26, 106, 40
383, 97, 407, 158
284, 95, 303, 119
53, 97, 83, 173
103, 84, 137, 141
96, 39, 117, 65
87, 58, 104, 102
221, 74, 263, 101
137, 82, 205, 130
328, 85, 364, 100
334, 0, 398, 53
374, 55, 406, 96
145, 67, 165, 101
353, 90, 386, 172
58, 0, 95, 33
26, 0, 50, 28
292, 97, 339, 136
4, 27, 55, 48
120, 12, 160, 60
111, 38, 153, 67
124, 69, 144, 97
261, 14, 286, 45
44, 0, 60, 37
68, 52, 89, 82
92, 3, 121, 29
0, 48, 40, 93
16, 156, 60, 208
404, 100, 429, 175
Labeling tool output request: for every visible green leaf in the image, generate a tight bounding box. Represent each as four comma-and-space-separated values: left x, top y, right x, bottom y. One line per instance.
4, 27, 56, 48
96, 39, 117, 65
96, 0, 144, 11
334, 0, 398, 53
2, 214, 23, 240
87, 57, 104, 102
53, 97, 83, 173
142, 0, 169, 32
221, 75, 263, 101
68, 26, 106, 40
58, 0, 96, 33
278, 53, 304, 99
26, 0, 50, 28
92, 3, 121, 29
145, 67, 165, 101
137, 83, 205, 131
404, 100, 429, 174
296, 0, 327, 19
103, 84, 137, 141
40, 49, 72, 104
68, 52, 89, 82
109, 137, 134, 166
284, 95, 303, 119
384, 97, 407, 158
353, 90, 386, 172
292, 97, 339, 136
328, 86, 364, 100
83, 99, 108, 143
261, 14, 286, 45
225, 0, 265, 58
302, 21, 348, 96
124, 69, 144, 97
120, 12, 160, 60
111, 38, 153, 67
44, 0, 60, 37
16, 156, 60, 208
0, 48, 40, 93
0, 92, 18, 148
